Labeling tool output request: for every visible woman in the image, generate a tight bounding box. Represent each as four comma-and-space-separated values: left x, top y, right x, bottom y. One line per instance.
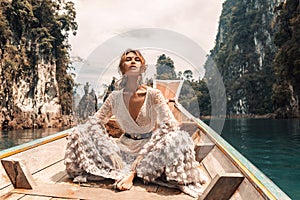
64, 49, 206, 197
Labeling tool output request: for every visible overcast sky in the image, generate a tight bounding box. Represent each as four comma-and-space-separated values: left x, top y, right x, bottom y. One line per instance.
70, 0, 224, 58
68, 0, 225, 95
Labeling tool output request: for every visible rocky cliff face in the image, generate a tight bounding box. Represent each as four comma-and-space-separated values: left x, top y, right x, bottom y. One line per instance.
206, 0, 285, 116
0, 0, 77, 129
0, 52, 70, 130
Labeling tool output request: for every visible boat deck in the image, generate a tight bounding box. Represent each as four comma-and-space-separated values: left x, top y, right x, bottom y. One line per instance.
0, 81, 291, 199
0, 124, 270, 200
0, 135, 209, 200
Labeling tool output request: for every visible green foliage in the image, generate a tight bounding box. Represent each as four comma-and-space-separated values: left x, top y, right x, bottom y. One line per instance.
156, 54, 177, 80
155, 54, 211, 116
272, 0, 300, 117
0, 0, 77, 117
207, 0, 277, 116
183, 70, 193, 81
190, 79, 211, 116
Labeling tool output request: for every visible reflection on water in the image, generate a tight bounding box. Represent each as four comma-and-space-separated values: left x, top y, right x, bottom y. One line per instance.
0, 127, 67, 150
220, 118, 300, 199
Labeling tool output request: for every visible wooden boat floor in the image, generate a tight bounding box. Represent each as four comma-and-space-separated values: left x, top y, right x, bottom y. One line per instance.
2, 165, 195, 199
2, 156, 210, 200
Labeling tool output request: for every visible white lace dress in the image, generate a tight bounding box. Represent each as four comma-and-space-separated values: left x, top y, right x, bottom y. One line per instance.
64, 87, 204, 195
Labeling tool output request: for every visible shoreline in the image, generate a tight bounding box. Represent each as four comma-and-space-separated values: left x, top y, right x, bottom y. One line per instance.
199, 113, 290, 120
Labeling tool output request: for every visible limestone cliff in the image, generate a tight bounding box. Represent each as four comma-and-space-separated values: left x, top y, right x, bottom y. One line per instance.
0, 0, 77, 129
205, 0, 285, 116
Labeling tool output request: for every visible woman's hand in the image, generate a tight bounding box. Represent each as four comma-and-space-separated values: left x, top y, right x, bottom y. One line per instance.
109, 153, 124, 169
115, 171, 135, 190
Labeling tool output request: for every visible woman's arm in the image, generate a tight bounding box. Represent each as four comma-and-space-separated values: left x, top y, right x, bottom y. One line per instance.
93, 93, 124, 169
153, 89, 178, 128
94, 93, 114, 126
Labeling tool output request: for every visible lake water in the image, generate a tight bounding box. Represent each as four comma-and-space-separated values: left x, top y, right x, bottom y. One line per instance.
1, 119, 299, 199
218, 118, 300, 199
0, 127, 67, 150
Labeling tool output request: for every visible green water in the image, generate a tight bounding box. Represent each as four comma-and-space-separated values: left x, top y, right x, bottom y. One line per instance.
0, 127, 66, 150
219, 118, 300, 199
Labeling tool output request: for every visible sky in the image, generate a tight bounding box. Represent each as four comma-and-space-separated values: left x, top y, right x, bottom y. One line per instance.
68, 0, 225, 95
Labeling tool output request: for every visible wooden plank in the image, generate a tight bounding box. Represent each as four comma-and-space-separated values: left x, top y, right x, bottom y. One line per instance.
131, 178, 158, 193
0, 160, 66, 199
0, 138, 67, 196
199, 173, 244, 200
198, 163, 212, 184
230, 178, 264, 200
180, 122, 198, 136
190, 118, 291, 200
153, 80, 184, 99
0, 150, 66, 198
11, 182, 193, 200
0, 192, 25, 200
32, 160, 66, 183
195, 143, 215, 162
202, 147, 239, 179
156, 185, 192, 199
0, 164, 11, 191
0, 184, 15, 197
20, 194, 52, 199
1, 159, 36, 189
7, 138, 67, 174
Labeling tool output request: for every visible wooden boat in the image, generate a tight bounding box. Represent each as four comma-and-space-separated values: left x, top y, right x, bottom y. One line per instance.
0, 80, 291, 200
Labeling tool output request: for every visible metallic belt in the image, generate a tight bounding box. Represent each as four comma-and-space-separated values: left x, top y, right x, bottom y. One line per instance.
124, 132, 152, 140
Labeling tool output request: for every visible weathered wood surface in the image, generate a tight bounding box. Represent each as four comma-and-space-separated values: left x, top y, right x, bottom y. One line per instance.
202, 147, 240, 179
0, 137, 196, 200
154, 80, 184, 100
199, 173, 244, 200
195, 143, 215, 162
230, 178, 265, 200
1, 159, 36, 189
0, 137, 67, 197
11, 182, 193, 200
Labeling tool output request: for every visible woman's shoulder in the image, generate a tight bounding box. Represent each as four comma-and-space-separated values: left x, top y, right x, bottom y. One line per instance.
145, 85, 160, 93
106, 89, 122, 100
145, 86, 165, 103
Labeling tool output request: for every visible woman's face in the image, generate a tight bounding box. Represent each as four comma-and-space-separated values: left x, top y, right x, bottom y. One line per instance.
122, 52, 143, 75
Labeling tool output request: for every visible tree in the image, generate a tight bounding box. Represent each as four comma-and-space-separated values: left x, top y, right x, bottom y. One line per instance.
156, 54, 177, 80
183, 70, 193, 81
206, 0, 277, 116
272, 0, 300, 118
0, 0, 77, 129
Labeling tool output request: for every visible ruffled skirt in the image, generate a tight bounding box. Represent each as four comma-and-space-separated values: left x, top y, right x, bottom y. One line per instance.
64, 118, 205, 197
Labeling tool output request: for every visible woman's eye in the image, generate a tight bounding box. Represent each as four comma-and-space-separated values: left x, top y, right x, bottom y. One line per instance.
135, 58, 141, 62
125, 58, 132, 61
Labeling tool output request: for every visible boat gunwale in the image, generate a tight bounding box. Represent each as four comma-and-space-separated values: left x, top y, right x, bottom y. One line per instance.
0, 129, 70, 159
0, 105, 291, 200
175, 103, 291, 200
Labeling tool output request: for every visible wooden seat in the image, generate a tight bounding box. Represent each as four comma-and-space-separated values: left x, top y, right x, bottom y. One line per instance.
199, 173, 244, 200
1, 159, 36, 189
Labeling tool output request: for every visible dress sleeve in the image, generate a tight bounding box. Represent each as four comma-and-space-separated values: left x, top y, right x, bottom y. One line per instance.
153, 89, 178, 127
94, 93, 113, 125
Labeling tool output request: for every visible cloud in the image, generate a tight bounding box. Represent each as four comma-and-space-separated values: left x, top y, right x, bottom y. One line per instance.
69, 0, 224, 97
69, 0, 224, 59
